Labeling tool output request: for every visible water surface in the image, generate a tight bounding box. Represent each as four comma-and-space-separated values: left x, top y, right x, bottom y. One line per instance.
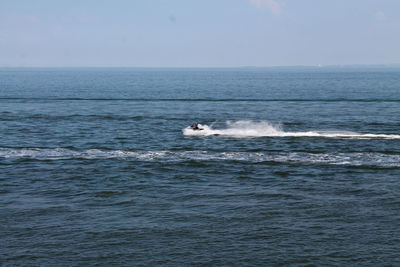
1, 68, 399, 266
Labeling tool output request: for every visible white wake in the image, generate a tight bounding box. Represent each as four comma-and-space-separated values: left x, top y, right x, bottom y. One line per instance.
1, 148, 399, 167
183, 120, 400, 139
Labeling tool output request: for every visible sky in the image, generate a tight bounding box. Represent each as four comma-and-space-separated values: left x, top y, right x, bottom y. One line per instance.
1, 0, 400, 67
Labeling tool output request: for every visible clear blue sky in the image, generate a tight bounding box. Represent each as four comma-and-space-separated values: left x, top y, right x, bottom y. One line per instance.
1, 0, 399, 67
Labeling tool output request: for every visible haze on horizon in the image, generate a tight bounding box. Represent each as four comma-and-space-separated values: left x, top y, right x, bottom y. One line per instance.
1, 0, 400, 67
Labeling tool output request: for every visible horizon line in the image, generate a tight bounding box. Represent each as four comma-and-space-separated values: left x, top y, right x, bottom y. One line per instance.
1, 64, 400, 69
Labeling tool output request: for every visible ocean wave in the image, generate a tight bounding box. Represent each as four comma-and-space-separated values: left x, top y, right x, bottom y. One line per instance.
0, 148, 399, 167
183, 121, 400, 139
0, 114, 187, 122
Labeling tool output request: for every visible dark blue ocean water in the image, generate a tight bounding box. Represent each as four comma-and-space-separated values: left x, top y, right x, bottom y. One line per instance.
1, 68, 400, 266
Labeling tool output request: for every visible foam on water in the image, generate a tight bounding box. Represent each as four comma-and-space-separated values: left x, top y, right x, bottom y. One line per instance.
183, 120, 400, 139
1, 148, 399, 167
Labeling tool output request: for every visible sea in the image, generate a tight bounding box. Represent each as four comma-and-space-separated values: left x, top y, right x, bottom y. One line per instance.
1, 67, 399, 266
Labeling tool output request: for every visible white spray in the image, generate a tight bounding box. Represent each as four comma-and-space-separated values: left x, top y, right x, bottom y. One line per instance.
183, 120, 400, 139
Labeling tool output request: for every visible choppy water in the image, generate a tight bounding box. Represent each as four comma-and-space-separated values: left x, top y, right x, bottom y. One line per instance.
1, 68, 400, 266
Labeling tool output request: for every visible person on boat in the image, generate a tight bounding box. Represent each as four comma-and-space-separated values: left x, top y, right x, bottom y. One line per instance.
190, 123, 202, 130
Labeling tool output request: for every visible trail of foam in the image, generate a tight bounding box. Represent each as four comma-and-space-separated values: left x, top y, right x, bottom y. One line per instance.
183, 121, 400, 139
0, 148, 399, 167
